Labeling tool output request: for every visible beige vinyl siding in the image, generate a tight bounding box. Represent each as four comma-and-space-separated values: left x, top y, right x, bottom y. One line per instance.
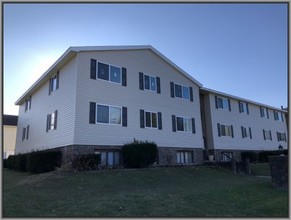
207, 93, 287, 151
74, 50, 203, 148
15, 56, 78, 154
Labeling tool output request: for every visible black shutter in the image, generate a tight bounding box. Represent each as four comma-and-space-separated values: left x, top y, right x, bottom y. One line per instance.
122, 107, 127, 127
260, 107, 263, 117
266, 109, 269, 119
246, 103, 249, 114
273, 111, 276, 120
46, 114, 51, 132
170, 82, 174, 98
269, 131, 272, 140
54, 110, 58, 129
56, 72, 59, 90
48, 78, 52, 95
90, 59, 97, 79
26, 125, 30, 139
139, 72, 144, 90
172, 115, 176, 132
284, 133, 287, 142
277, 132, 279, 141
158, 112, 162, 130
22, 128, 25, 141
25, 100, 28, 112
89, 102, 96, 124
263, 129, 266, 140
157, 77, 161, 94
140, 109, 145, 128
190, 87, 193, 102
191, 118, 195, 134
228, 99, 231, 111
215, 96, 218, 109
241, 126, 244, 138
217, 123, 221, 137
249, 127, 252, 139
231, 125, 234, 138
238, 102, 242, 113
122, 68, 127, 87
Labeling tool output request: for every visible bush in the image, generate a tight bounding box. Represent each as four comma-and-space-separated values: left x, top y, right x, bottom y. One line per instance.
122, 140, 158, 168
258, 150, 288, 163
26, 150, 62, 174
72, 154, 101, 171
6, 155, 16, 169
14, 154, 28, 172
3, 158, 8, 168
241, 151, 258, 163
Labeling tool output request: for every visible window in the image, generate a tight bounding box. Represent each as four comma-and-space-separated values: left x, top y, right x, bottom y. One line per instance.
140, 110, 162, 130
217, 123, 234, 137
172, 83, 191, 100
260, 107, 269, 118
177, 151, 193, 164
277, 132, 287, 142
25, 96, 32, 112
91, 59, 127, 86
49, 73, 59, 94
221, 152, 233, 162
172, 115, 195, 133
238, 101, 249, 114
22, 125, 29, 141
99, 151, 120, 166
241, 126, 252, 139
139, 72, 161, 93
263, 129, 272, 140
46, 110, 58, 132
274, 111, 284, 122
90, 102, 127, 127
97, 104, 121, 125
215, 96, 231, 111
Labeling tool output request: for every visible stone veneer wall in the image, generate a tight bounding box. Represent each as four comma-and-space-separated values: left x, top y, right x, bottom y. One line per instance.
212, 149, 262, 162
53, 145, 204, 168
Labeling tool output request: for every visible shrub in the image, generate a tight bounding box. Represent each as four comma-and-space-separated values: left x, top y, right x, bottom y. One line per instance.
14, 154, 27, 172
241, 151, 258, 163
6, 155, 16, 169
258, 150, 288, 163
3, 158, 8, 168
122, 140, 158, 168
26, 150, 62, 174
72, 154, 101, 171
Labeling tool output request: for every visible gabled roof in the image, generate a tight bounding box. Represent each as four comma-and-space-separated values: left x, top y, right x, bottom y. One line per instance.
200, 87, 287, 113
15, 45, 202, 105
3, 115, 18, 126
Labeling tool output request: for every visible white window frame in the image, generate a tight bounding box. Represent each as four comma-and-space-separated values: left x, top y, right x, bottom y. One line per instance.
176, 116, 192, 133
277, 132, 286, 142
176, 151, 193, 164
260, 107, 268, 118
96, 103, 122, 126
241, 126, 251, 139
264, 129, 272, 140
174, 83, 190, 100
99, 151, 120, 166
239, 101, 247, 113
220, 124, 232, 137
217, 97, 229, 110
144, 74, 157, 92
144, 110, 158, 129
51, 74, 58, 92
97, 61, 122, 85
274, 111, 283, 122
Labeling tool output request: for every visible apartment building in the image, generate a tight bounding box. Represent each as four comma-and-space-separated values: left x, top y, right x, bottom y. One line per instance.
200, 88, 288, 162
15, 46, 204, 166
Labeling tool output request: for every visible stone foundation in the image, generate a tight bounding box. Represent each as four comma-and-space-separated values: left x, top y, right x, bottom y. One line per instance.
269, 156, 288, 190
209, 149, 262, 162
52, 145, 204, 169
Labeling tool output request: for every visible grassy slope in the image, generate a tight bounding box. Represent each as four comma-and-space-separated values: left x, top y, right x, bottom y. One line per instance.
3, 167, 288, 217
250, 163, 271, 176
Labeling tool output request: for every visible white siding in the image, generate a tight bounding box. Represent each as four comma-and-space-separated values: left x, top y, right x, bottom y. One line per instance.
15, 57, 78, 154
207, 93, 287, 151
74, 50, 203, 148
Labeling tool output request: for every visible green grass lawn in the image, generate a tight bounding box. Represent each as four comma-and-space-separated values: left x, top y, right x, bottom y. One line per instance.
3, 166, 288, 217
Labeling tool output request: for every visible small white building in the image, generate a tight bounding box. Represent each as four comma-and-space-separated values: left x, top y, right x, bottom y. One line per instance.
15, 46, 204, 166
200, 88, 288, 162
3, 115, 18, 159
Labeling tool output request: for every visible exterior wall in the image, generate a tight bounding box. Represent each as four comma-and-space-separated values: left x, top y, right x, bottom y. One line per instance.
3, 125, 17, 158
73, 50, 204, 149
204, 92, 288, 153
15, 56, 78, 154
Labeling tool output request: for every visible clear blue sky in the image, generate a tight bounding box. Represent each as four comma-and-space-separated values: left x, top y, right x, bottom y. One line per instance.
3, 3, 288, 115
